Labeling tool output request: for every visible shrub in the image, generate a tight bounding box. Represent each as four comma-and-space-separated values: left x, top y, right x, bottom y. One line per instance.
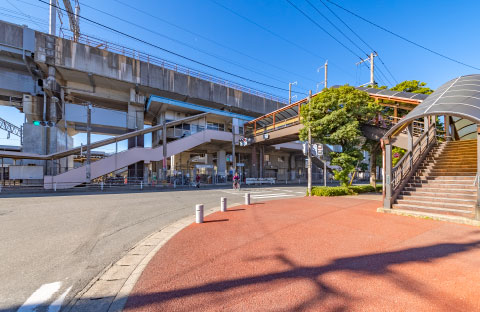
311, 184, 379, 197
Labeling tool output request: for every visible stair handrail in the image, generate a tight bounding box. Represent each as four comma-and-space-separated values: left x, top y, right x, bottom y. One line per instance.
0, 113, 209, 161
391, 123, 437, 196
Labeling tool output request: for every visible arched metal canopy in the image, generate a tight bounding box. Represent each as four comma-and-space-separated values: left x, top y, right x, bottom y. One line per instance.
383, 74, 480, 138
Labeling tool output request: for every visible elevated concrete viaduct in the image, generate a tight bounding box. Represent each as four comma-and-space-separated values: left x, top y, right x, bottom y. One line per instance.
0, 19, 287, 183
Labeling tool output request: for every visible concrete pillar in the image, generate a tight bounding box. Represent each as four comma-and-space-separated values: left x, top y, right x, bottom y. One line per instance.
251, 145, 258, 178
476, 126, 480, 220
127, 102, 144, 180
162, 112, 167, 180
290, 153, 296, 180
407, 123, 414, 152
383, 139, 392, 209
217, 150, 226, 177
445, 115, 451, 141
423, 116, 429, 133
259, 145, 264, 178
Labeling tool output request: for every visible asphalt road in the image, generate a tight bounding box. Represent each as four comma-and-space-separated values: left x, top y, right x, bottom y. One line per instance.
0, 185, 307, 311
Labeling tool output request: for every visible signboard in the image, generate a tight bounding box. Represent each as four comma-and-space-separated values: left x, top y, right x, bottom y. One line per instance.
236, 163, 245, 167
393, 152, 400, 159
196, 164, 214, 169
9, 166, 44, 180
317, 144, 323, 157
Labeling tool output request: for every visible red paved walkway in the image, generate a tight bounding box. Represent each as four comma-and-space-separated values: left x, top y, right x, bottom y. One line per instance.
125, 196, 480, 311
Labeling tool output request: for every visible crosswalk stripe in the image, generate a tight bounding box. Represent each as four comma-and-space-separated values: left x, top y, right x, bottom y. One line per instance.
18, 282, 62, 312
47, 286, 72, 312
251, 194, 294, 199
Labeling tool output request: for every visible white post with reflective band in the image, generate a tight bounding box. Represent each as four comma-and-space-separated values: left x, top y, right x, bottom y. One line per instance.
245, 193, 250, 205
221, 197, 227, 212
196, 204, 204, 223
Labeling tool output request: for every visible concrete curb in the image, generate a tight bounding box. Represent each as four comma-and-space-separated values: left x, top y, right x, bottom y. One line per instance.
67, 203, 242, 312
377, 207, 480, 227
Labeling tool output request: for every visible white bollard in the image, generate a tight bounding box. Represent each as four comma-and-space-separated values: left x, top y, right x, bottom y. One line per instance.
221, 197, 227, 212
54, 182, 57, 192
0, 184, 2, 192
101, 181, 104, 191
140, 181, 143, 190
196, 204, 204, 223
245, 193, 250, 205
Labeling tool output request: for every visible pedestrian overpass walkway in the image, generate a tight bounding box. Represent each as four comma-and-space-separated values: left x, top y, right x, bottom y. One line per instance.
243, 87, 429, 149
380, 74, 480, 223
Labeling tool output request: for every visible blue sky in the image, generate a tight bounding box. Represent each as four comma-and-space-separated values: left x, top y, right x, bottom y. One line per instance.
1, 0, 479, 148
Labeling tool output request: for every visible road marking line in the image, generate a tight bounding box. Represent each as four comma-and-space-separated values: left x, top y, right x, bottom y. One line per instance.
295, 192, 305, 194
251, 194, 294, 199
18, 282, 61, 312
47, 286, 72, 312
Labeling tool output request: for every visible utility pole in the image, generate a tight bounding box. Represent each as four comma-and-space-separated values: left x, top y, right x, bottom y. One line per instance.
356, 52, 378, 86
289, 81, 297, 104
307, 90, 312, 196
86, 102, 91, 183
324, 60, 328, 88
232, 120, 236, 174
317, 61, 328, 90
49, 0, 56, 36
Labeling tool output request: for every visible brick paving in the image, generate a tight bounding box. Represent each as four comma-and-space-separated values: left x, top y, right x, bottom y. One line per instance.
124, 196, 480, 311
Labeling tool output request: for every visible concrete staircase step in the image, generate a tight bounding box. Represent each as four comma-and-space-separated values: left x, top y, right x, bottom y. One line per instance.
396, 199, 475, 209
400, 191, 476, 199
404, 186, 476, 194
397, 195, 476, 204
392, 204, 475, 218
407, 182, 476, 189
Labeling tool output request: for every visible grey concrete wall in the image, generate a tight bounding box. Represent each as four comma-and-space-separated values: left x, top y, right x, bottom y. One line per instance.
31, 27, 285, 116
0, 21, 23, 49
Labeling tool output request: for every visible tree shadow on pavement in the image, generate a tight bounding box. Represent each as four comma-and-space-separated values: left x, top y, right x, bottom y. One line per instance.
2, 241, 478, 312
121, 240, 480, 311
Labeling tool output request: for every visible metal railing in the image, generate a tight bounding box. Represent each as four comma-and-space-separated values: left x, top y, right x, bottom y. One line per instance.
59, 34, 288, 104
391, 124, 436, 193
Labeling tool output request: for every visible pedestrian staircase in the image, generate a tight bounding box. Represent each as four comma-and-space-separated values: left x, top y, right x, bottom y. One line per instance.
393, 139, 477, 218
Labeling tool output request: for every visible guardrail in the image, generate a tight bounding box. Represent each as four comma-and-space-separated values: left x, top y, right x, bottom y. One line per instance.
391, 124, 436, 194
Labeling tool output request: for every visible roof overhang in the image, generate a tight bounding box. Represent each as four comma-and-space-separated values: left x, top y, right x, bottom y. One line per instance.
383, 75, 480, 139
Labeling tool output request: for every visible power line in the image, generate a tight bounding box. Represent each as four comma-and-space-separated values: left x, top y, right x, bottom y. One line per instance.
112, 0, 318, 85
208, 0, 356, 80
318, 0, 398, 84
326, 0, 480, 71
285, 0, 363, 61
6, 0, 45, 29
77, 1, 305, 90
304, 0, 394, 86
38, 0, 305, 96
304, 0, 367, 56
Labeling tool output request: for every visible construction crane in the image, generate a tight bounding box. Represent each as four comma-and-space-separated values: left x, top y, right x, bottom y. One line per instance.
58, 0, 80, 41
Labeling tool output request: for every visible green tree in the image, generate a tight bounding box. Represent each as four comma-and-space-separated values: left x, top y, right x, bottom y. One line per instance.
300, 86, 381, 186
390, 80, 434, 94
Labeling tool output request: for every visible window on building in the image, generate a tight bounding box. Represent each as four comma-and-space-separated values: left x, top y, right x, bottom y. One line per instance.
207, 122, 225, 131
264, 154, 270, 162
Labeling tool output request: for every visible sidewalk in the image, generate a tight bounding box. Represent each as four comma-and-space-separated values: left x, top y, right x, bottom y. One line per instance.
124, 196, 480, 311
